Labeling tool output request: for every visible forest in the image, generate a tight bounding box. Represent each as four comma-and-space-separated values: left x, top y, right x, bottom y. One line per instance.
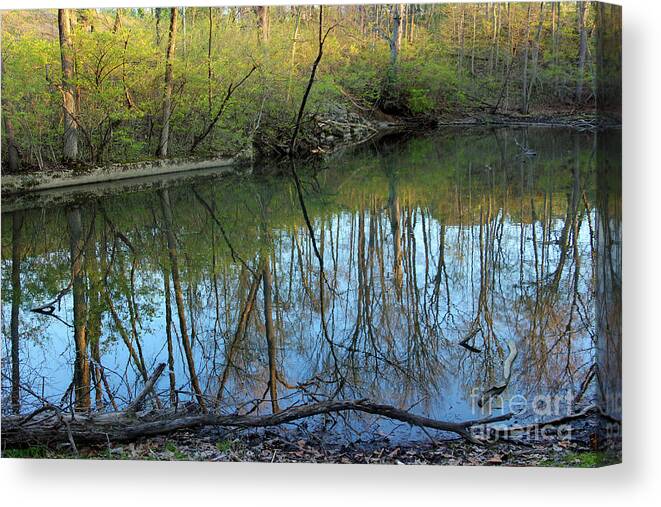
1, 3, 621, 466
2, 3, 621, 172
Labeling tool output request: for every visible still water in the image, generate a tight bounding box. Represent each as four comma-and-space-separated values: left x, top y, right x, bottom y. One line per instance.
1, 128, 621, 441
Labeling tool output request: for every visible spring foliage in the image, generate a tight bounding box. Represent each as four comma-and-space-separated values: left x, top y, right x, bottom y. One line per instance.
2, 3, 598, 169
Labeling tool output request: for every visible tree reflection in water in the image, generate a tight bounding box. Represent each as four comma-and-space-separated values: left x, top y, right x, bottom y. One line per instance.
1, 128, 620, 441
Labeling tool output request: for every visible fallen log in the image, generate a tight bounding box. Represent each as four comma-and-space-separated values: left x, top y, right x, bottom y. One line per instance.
2, 399, 516, 449
3, 349, 523, 453
126, 363, 166, 414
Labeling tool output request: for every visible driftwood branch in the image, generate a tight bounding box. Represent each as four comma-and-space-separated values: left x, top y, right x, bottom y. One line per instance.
3, 361, 617, 450
1, 399, 513, 448
478, 338, 518, 408
1, 365, 517, 448
126, 363, 166, 414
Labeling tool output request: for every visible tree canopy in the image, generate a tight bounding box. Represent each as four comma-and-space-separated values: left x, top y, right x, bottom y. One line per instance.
1, 3, 607, 170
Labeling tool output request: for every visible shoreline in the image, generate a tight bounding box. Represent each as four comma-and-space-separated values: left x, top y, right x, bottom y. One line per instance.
2, 422, 621, 467
1, 113, 619, 201
1, 155, 245, 198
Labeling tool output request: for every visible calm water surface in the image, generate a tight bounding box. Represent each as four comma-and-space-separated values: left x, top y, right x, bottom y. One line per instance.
1, 128, 621, 441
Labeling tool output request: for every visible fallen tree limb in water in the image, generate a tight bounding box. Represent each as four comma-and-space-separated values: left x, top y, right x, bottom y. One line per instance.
478, 339, 518, 408
3, 363, 616, 450
3, 363, 515, 447
2, 399, 514, 448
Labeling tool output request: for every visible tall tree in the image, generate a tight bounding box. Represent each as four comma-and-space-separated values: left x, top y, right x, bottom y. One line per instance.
396, 3, 405, 52
58, 9, 78, 161
526, 3, 546, 111
595, 1, 621, 120
391, 4, 404, 68
380, 3, 404, 106
576, 0, 589, 102
156, 8, 178, 159
521, 3, 532, 114
2, 56, 20, 172
155, 7, 163, 45
256, 6, 270, 43
207, 7, 214, 116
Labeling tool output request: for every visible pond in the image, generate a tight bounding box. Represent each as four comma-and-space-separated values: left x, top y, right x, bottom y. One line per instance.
1, 127, 621, 442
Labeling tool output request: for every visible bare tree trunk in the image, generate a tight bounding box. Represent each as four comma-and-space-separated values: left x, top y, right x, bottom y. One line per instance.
576, 0, 589, 102
2, 109, 20, 173
286, 8, 301, 104
397, 3, 405, 50
10, 213, 23, 414
383, 3, 403, 100
2, 396, 522, 447
458, 5, 466, 74
207, 7, 213, 117
489, 3, 497, 74
391, 5, 403, 67
156, 8, 178, 159
1, 56, 20, 171
289, 5, 334, 153
155, 7, 162, 45
68, 208, 90, 411
521, 4, 532, 114
256, 6, 270, 43
470, 4, 477, 76
359, 5, 365, 36
58, 9, 78, 162
526, 3, 546, 111
505, 2, 513, 110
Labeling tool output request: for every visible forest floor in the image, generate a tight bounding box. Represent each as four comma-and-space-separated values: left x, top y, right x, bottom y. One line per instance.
2, 425, 621, 467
